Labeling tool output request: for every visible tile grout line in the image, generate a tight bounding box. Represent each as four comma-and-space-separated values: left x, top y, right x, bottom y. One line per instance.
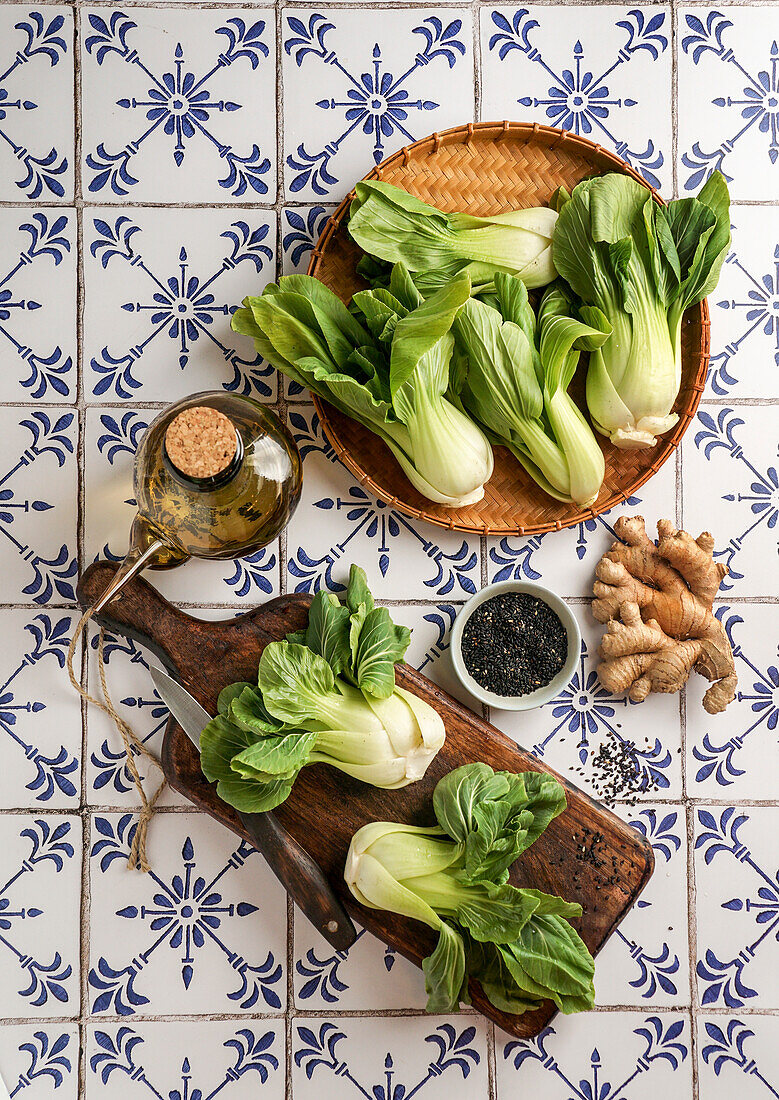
686, 797, 701, 1100
71, 6, 94, 1098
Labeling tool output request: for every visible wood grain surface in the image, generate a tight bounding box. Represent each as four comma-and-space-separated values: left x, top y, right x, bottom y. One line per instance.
78, 560, 654, 1039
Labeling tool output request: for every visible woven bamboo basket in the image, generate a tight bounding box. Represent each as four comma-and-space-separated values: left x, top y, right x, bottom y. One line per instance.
307, 121, 709, 536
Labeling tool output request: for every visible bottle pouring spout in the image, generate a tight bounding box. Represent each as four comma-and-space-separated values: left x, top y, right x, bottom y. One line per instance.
91, 516, 179, 614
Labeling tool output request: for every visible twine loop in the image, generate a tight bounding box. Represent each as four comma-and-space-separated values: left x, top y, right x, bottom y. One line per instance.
67, 607, 166, 871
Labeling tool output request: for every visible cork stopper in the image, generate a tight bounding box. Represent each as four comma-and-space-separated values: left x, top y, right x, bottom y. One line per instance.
164, 406, 238, 479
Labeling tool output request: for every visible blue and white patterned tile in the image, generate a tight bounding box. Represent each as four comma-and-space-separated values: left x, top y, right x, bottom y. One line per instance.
285, 406, 481, 601
86, 1021, 284, 1100
83, 407, 281, 605
282, 9, 474, 202
678, 8, 778, 201
0, 408, 78, 607
694, 805, 779, 1011
595, 805, 689, 1007
487, 466, 676, 597
0, 209, 76, 404
0, 8, 74, 204
80, 9, 276, 204
281, 206, 333, 277
686, 604, 778, 799
0, 1025, 78, 1100
706, 207, 779, 400
0, 610, 79, 809
292, 1017, 487, 1100
497, 1013, 692, 1100
697, 1014, 779, 1100
481, 6, 672, 192
293, 919, 428, 1011
87, 811, 286, 1017
0, 814, 81, 1019
83, 208, 277, 404
682, 405, 777, 599
491, 605, 683, 802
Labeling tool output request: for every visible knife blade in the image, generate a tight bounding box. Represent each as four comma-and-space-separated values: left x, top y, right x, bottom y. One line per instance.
149, 665, 357, 951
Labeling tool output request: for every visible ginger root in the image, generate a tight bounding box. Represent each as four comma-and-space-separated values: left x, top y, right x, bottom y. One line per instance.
592, 516, 737, 714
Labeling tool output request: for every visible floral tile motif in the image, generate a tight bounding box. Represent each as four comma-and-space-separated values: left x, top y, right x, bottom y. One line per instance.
481, 6, 672, 191
682, 406, 778, 599
0, 1024, 78, 1100
487, 466, 676, 597
86, 1021, 284, 1100
87, 811, 287, 1016
706, 207, 779, 400
686, 604, 779, 798
293, 919, 427, 1011
694, 805, 779, 1010
0, 408, 78, 606
0, 8, 73, 203
492, 605, 682, 802
0, 610, 79, 809
678, 8, 779, 201
83, 208, 277, 403
281, 206, 333, 277
292, 1017, 487, 1100
282, 9, 474, 200
83, 408, 281, 605
0, 815, 81, 1019
285, 406, 481, 600
698, 1015, 779, 1100
0, 209, 75, 403
80, 9, 276, 203
498, 1013, 691, 1100
595, 805, 689, 1006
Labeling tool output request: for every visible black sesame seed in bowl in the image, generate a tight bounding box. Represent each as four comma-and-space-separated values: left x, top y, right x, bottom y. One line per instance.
450, 581, 581, 711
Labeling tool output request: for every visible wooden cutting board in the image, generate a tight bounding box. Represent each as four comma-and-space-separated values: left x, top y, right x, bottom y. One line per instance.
78, 561, 653, 1039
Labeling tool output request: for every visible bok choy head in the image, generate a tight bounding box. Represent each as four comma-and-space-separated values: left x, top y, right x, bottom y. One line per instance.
345, 763, 595, 1015
348, 180, 558, 292
199, 566, 446, 813
232, 267, 493, 507
450, 274, 607, 508
552, 171, 730, 449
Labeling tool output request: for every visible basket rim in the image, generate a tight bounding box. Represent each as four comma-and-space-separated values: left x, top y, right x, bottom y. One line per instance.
306, 121, 710, 538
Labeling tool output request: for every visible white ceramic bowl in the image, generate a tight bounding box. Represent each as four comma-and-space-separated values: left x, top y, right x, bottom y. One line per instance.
449, 580, 581, 711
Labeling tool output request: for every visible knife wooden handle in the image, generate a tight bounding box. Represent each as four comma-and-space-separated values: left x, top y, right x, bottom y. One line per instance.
237, 809, 357, 950
77, 560, 357, 952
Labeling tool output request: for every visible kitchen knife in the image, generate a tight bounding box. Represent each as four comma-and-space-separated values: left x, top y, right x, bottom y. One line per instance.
149, 665, 357, 951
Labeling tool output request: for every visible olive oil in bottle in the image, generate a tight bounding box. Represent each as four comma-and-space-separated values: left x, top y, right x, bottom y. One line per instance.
93, 391, 302, 610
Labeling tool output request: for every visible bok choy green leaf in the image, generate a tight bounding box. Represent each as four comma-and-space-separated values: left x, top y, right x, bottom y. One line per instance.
199, 566, 445, 813
552, 171, 730, 448
348, 180, 558, 291
450, 275, 608, 507
232, 269, 493, 507
344, 763, 594, 1016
